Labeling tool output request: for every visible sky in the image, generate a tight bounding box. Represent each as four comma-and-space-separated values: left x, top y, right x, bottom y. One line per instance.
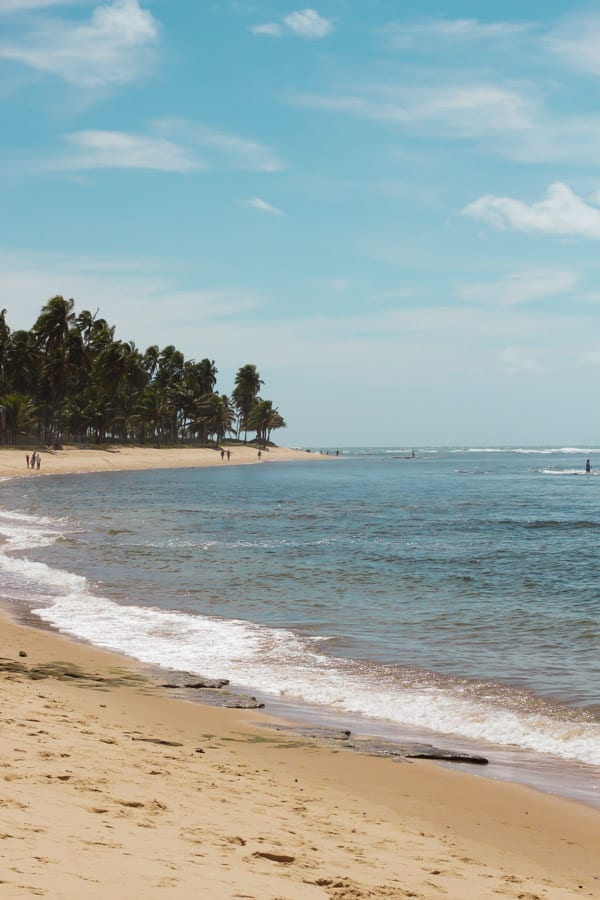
2, 0, 600, 446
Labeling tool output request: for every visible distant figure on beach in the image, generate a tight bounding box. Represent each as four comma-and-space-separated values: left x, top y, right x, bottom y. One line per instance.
586, 459, 591, 474
220, 449, 225, 461
36, 455, 41, 471
257, 450, 262, 461
226, 449, 231, 461
26, 454, 30, 468
30, 452, 36, 469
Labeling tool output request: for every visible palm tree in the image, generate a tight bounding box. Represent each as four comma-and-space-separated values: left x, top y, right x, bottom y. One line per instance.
0, 299, 287, 447
32, 296, 76, 443
247, 400, 286, 446
232, 364, 263, 441
193, 394, 235, 446
133, 384, 172, 447
0, 309, 10, 396
0, 392, 34, 444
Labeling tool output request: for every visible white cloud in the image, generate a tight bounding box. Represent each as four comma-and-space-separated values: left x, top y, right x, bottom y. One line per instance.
250, 7, 333, 40
283, 9, 333, 39
47, 130, 202, 172
0, 248, 261, 345
249, 22, 282, 37
462, 183, 600, 239
384, 17, 530, 47
33, 120, 282, 174
294, 83, 533, 136
0, 0, 158, 88
247, 197, 283, 216
456, 269, 579, 305
155, 118, 283, 172
546, 15, 600, 76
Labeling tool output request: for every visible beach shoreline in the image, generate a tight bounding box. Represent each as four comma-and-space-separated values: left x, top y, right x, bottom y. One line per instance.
1, 607, 599, 898
1, 445, 599, 896
0, 443, 331, 480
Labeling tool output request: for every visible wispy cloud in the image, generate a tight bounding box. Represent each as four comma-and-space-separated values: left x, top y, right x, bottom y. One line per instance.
247, 197, 283, 216
249, 22, 282, 37
46, 130, 202, 173
462, 183, 600, 239
250, 7, 334, 40
0, 0, 158, 88
0, 0, 82, 12
546, 14, 600, 76
384, 17, 531, 47
34, 120, 283, 174
294, 83, 533, 136
0, 248, 261, 343
155, 119, 283, 172
456, 269, 579, 305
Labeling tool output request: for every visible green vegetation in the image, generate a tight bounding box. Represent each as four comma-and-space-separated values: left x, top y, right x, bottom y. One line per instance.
0, 297, 286, 447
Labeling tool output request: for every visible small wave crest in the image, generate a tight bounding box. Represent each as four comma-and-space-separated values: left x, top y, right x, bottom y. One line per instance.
29, 589, 600, 767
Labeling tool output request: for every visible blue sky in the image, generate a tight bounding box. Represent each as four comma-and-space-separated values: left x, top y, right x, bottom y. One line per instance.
3, 0, 600, 446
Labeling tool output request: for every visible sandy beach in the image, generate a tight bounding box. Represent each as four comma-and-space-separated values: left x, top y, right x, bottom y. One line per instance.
1, 612, 599, 899
0, 444, 327, 480
1, 447, 599, 898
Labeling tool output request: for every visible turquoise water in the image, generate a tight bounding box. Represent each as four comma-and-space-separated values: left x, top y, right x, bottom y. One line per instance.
1, 447, 599, 800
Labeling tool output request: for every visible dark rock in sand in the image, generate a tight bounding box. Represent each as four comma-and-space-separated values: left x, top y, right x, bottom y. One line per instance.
18, 650, 27, 658
222, 694, 264, 709
184, 678, 229, 689
259, 721, 488, 765
160, 672, 229, 690
263, 724, 352, 742
0, 658, 27, 674
163, 683, 263, 708
346, 738, 488, 765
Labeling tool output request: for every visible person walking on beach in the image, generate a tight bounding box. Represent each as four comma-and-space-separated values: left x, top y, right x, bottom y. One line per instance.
26, 454, 30, 468
220, 449, 225, 461
36, 455, 41, 470
586, 459, 591, 474
257, 449, 262, 461
30, 452, 36, 469
226, 449, 231, 461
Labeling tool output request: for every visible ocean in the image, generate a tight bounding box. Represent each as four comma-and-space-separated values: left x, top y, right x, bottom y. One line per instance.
1, 447, 599, 806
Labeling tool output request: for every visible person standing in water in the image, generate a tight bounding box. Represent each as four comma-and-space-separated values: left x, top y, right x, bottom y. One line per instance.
586, 459, 591, 474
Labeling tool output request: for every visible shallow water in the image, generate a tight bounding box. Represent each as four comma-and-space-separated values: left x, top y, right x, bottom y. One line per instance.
1, 447, 599, 803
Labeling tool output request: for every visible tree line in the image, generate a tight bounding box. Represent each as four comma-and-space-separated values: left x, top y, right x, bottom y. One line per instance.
0, 296, 286, 448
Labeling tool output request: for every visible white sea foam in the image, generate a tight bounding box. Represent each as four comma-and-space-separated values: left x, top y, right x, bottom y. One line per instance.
31, 590, 600, 767
540, 468, 595, 476
461, 447, 600, 455
2, 504, 599, 768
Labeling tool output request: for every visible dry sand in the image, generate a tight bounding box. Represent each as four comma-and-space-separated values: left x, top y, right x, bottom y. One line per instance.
0, 443, 327, 479
1, 446, 599, 898
1, 614, 599, 899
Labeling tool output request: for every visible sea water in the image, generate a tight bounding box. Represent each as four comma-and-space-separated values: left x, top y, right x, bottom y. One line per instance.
1, 448, 599, 804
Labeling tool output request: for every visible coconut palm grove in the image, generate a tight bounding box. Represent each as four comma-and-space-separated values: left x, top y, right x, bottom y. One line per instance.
0, 297, 286, 448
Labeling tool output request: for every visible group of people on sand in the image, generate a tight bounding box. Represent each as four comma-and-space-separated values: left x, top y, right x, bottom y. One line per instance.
26, 452, 41, 471
219, 449, 231, 462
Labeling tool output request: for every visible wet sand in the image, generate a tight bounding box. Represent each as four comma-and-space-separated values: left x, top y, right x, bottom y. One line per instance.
1, 445, 599, 897
1, 611, 599, 899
